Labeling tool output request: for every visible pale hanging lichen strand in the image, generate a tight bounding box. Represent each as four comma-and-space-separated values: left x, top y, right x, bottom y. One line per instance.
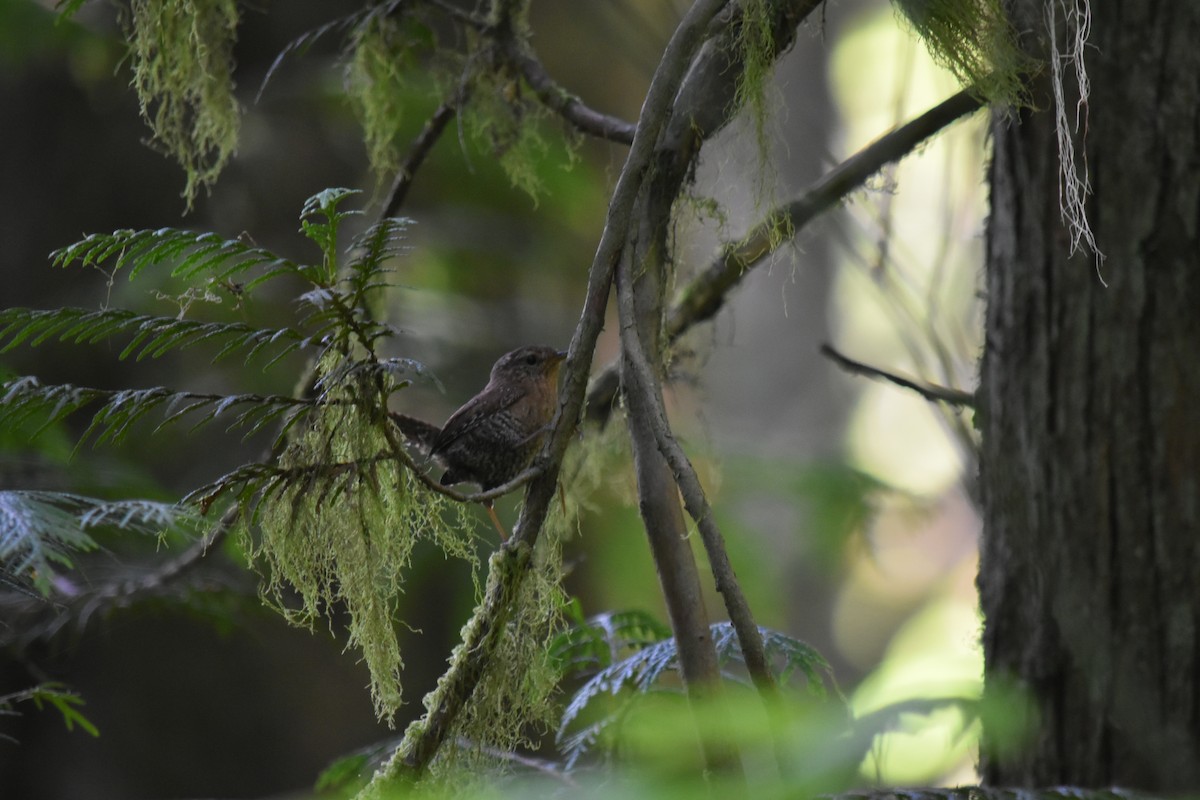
125, 0, 241, 209
246, 372, 478, 724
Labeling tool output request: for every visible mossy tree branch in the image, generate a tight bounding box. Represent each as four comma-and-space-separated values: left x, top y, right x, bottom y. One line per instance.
357, 0, 735, 792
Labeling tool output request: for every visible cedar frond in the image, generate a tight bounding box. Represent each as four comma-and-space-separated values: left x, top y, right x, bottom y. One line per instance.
0, 307, 321, 367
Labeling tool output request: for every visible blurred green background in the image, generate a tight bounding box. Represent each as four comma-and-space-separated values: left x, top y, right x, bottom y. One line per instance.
0, 0, 986, 796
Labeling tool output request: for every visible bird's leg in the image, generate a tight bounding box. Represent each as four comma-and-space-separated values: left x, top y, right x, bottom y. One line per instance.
483, 501, 509, 542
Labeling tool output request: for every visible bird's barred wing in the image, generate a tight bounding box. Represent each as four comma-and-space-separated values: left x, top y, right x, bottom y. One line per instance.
430, 383, 522, 456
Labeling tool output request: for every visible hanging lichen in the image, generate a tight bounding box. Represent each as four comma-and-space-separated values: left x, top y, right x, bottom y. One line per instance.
125, 0, 240, 209
245, 369, 478, 724
464, 64, 556, 203
429, 529, 567, 783
733, 0, 779, 186
345, 11, 444, 182
892, 0, 1031, 105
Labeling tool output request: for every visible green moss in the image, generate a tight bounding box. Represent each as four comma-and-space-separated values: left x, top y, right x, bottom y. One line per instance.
245, 372, 478, 724
892, 0, 1031, 105
464, 66, 554, 203
345, 14, 436, 182
125, 0, 240, 209
733, 0, 776, 183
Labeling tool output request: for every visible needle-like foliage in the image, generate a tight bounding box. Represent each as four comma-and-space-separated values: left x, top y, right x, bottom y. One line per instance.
554, 617, 838, 768
0, 491, 199, 595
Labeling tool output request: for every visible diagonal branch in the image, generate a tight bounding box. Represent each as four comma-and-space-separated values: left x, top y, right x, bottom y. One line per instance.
379, 93, 465, 220
819, 343, 975, 408
584, 88, 985, 422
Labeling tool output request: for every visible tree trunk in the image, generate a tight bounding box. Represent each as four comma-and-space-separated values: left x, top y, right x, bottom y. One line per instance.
979, 0, 1200, 790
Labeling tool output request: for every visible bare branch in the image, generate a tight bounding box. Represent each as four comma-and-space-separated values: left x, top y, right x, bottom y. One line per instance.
819, 343, 975, 408
822, 789, 1164, 800
616, 248, 779, 703
618, 247, 741, 774
379, 94, 464, 220
501, 42, 636, 145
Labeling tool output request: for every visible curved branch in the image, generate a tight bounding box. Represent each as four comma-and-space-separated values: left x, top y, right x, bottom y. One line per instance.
584, 88, 985, 422
502, 42, 636, 145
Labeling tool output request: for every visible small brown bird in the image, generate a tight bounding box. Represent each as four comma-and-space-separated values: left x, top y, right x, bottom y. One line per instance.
391, 345, 567, 539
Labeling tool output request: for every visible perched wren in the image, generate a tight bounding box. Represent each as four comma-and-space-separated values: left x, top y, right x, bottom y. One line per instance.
391, 345, 567, 538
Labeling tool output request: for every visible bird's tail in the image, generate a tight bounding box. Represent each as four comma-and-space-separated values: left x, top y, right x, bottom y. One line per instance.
388, 412, 441, 453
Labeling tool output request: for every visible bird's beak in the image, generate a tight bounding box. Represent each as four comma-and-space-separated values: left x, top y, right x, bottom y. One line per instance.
549, 349, 568, 378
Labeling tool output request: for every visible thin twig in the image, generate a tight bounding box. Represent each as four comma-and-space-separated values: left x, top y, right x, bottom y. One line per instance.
423, 0, 487, 29
379, 416, 544, 504
379, 94, 465, 220
502, 42, 636, 145
453, 737, 578, 787
584, 88, 984, 422
819, 343, 975, 408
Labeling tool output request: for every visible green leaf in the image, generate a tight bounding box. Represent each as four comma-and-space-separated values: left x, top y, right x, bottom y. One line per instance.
31, 683, 100, 737
1, 683, 99, 738
299, 188, 363, 281
50, 228, 304, 288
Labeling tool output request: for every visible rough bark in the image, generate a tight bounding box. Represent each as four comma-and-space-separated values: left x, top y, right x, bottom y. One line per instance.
979, 0, 1200, 790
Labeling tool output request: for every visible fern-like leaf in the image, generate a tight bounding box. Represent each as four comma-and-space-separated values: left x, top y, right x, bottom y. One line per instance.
556, 620, 838, 767
1, 683, 100, 739
0, 307, 321, 366
552, 608, 673, 677
300, 188, 362, 279
182, 453, 394, 516
0, 378, 319, 449
50, 228, 309, 289
0, 491, 197, 595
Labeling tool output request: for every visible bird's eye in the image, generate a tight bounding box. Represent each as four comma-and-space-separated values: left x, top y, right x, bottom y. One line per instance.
524, 354, 538, 366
